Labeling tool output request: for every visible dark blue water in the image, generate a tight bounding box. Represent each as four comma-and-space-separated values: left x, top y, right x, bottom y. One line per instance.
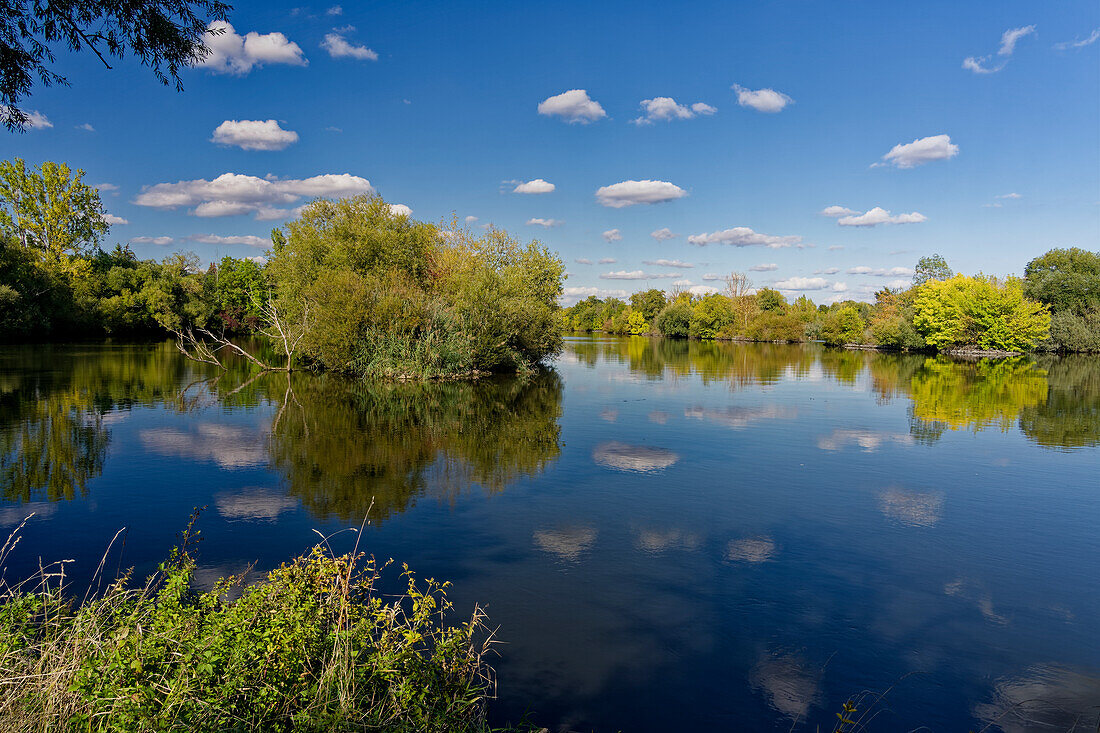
2, 338, 1098, 731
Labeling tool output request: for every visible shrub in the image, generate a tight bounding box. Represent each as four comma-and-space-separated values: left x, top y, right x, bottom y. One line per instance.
913, 275, 1050, 351
689, 294, 735, 339
0, 521, 501, 732
654, 302, 692, 337
1047, 308, 1100, 352
821, 305, 866, 346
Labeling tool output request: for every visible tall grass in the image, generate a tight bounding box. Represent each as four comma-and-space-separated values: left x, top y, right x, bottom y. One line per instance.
0, 514, 509, 732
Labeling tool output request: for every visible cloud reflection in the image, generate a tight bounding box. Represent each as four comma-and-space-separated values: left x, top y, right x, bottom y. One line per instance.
973, 665, 1100, 732
684, 404, 794, 429
878, 488, 944, 527
533, 526, 598, 561
215, 488, 297, 521
140, 424, 266, 468
817, 429, 913, 452
749, 652, 821, 721
592, 441, 679, 473
726, 536, 777, 563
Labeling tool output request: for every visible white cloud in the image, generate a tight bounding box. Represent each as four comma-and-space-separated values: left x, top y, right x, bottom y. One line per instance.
596, 180, 687, 208
513, 178, 555, 194
832, 282, 849, 292
774, 276, 830, 290
602, 228, 622, 242
465, 215, 478, 223
732, 84, 793, 113
688, 284, 719, 296
828, 245, 844, 251
598, 257, 616, 264
650, 227, 677, 241
963, 25, 1035, 74
631, 97, 716, 124
561, 286, 628, 304
749, 263, 778, 272
198, 22, 307, 75
321, 32, 377, 60
326, 5, 342, 15
130, 236, 174, 245
537, 89, 607, 124
815, 267, 840, 275
190, 234, 271, 247
846, 265, 913, 276
134, 172, 372, 219
102, 214, 128, 225
0, 106, 52, 129
643, 259, 693, 268
820, 205, 857, 217
837, 207, 927, 227
687, 226, 802, 248
526, 217, 562, 228
600, 270, 679, 280
389, 203, 412, 216
96, 183, 119, 192
574, 258, 593, 265
76, 123, 95, 132
999, 25, 1036, 55
701, 273, 724, 281
210, 119, 299, 151
880, 134, 958, 168
996, 192, 1022, 199
1055, 28, 1100, 50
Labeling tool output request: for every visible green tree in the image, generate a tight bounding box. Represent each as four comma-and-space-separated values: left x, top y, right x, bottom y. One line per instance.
654, 301, 692, 338
0, 159, 107, 259
820, 305, 865, 346
630, 288, 667, 323
1, 0, 230, 131
1023, 247, 1100, 315
756, 287, 786, 312
689, 293, 734, 339
913, 275, 1050, 351
913, 253, 953, 286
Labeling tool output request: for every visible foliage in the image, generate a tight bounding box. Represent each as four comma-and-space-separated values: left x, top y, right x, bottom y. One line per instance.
912, 253, 952, 286
0, 159, 106, 259
0, 522, 506, 732
629, 288, 666, 323
820, 305, 865, 346
868, 290, 925, 350
907, 356, 1048, 432
689, 293, 734, 339
1, 0, 230, 131
1047, 308, 1100, 352
755, 287, 786, 312
912, 275, 1050, 351
653, 301, 692, 338
1023, 247, 1100, 316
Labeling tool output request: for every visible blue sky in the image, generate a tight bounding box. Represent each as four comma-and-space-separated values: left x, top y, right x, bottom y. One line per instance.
6, 0, 1099, 304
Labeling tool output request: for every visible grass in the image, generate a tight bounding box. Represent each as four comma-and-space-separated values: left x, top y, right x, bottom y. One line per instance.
0, 512, 524, 732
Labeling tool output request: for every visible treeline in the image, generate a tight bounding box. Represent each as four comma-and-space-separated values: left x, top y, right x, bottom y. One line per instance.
0, 159, 565, 378
563, 250, 1100, 353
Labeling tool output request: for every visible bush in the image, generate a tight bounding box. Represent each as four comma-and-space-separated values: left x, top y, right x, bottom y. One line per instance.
913, 275, 1050, 351
745, 310, 803, 342
820, 305, 866, 346
654, 302, 693, 337
1047, 308, 1100, 352
0, 521, 501, 732
689, 294, 734, 339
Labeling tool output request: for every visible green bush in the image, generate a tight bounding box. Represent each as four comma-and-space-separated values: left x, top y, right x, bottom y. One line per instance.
821, 305, 866, 346
1047, 308, 1100, 352
654, 302, 693, 337
0, 523, 503, 732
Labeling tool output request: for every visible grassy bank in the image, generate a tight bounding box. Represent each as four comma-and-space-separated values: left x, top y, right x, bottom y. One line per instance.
0, 516, 523, 732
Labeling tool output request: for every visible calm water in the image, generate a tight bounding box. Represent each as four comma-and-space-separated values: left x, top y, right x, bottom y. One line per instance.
2, 337, 1099, 731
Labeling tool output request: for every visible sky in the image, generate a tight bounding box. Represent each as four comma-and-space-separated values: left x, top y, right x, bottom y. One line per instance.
4, 0, 1099, 304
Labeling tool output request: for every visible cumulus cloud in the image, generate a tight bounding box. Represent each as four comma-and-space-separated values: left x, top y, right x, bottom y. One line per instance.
687, 226, 802, 248
774, 276, 831, 291
1055, 28, 1100, 50
643, 259, 693, 268
326, 5, 342, 15
732, 84, 793, 113
879, 134, 958, 168
130, 236, 174, 245
846, 265, 913, 276
688, 284, 719, 296
963, 25, 1035, 73
76, 123, 95, 132
650, 227, 677, 241
602, 228, 622, 242
561, 286, 627, 304
814, 267, 840, 275
599, 270, 679, 280
321, 31, 378, 60
513, 178, 555, 194
190, 233, 271, 247
464, 215, 478, 223
389, 203, 412, 216
198, 22, 307, 75
0, 106, 51, 129
526, 217, 561, 228
596, 179, 687, 208
574, 258, 593, 265
750, 263, 778, 272
537, 89, 606, 124
134, 172, 372, 219
102, 214, 128, 225
210, 119, 299, 151
631, 96, 716, 124
820, 205, 857, 217
837, 207, 927, 227
700, 273, 725, 281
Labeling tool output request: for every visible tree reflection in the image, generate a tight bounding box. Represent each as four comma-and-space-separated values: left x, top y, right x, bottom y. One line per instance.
906, 357, 1049, 433
1019, 355, 1100, 449
267, 371, 563, 522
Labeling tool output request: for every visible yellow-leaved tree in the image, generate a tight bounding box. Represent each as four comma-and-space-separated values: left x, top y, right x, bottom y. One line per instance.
912, 275, 1050, 352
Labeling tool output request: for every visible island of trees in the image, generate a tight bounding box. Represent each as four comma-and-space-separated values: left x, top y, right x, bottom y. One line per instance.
563, 249, 1100, 354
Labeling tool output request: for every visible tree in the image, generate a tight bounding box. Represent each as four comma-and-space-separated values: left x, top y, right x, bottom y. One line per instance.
756, 287, 786, 312
630, 288, 666, 323
0, 159, 107, 259
654, 302, 692, 338
913, 275, 1050, 351
1023, 247, 1100, 315
913, 254, 952, 286
820, 305, 865, 345
1, 0, 230, 131
689, 293, 734, 339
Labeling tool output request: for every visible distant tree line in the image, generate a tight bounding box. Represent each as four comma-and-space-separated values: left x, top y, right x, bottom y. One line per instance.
0, 159, 565, 378
563, 249, 1100, 353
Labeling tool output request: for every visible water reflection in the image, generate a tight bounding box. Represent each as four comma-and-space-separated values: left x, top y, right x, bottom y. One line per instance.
973, 665, 1100, 732
591, 441, 679, 473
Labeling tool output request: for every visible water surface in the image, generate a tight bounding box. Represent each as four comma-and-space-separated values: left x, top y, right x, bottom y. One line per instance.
2, 337, 1098, 731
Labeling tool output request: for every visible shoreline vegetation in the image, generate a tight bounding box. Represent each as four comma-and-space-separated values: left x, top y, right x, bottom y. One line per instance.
562, 250, 1100, 356
0, 514, 534, 733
